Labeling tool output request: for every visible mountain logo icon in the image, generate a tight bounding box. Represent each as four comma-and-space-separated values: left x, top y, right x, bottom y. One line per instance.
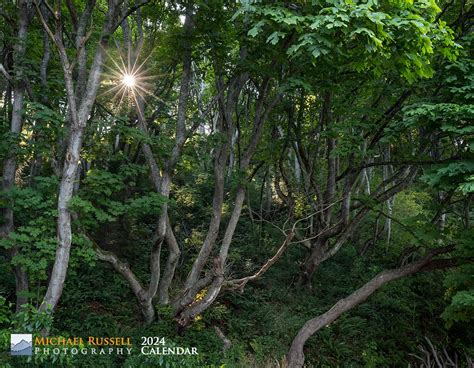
10, 334, 33, 356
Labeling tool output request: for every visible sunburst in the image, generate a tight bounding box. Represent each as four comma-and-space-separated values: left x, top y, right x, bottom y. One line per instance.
99, 44, 159, 114
122, 74, 136, 88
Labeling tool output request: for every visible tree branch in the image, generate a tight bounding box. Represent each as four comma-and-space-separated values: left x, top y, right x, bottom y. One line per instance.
286, 245, 456, 368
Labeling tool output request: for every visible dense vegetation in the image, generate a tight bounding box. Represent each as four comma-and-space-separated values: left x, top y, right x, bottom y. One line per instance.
0, 0, 472, 367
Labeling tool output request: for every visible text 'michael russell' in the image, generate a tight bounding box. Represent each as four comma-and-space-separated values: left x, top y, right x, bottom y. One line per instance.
35, 336, 132, 346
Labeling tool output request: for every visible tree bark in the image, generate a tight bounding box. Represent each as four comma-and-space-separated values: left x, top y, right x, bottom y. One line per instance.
183, 142, 227, 290
300, 238, 327, 285
383, 147, 394, 250
181, 69, 245, 291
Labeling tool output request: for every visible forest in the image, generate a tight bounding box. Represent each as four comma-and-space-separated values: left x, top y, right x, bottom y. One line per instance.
0, 0, 473, 367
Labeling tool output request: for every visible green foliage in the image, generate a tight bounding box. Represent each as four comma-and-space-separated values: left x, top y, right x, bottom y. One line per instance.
235, 0, 457, 81
422, 161, 474, 193
0, 302, 57, 367
0, 1, 471, 367
0, 177, 58, 280
442, 229, 474, 327
70, 168, 167, 230
12, 304, 54, 333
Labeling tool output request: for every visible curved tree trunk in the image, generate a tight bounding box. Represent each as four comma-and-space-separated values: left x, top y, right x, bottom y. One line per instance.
43, 128, 85, 311
286, 246, 454, 368
95, 245, 155, 324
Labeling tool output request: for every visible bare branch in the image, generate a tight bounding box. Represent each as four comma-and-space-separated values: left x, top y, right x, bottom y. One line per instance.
224, 231, 295, 291
0, 64, 11, 81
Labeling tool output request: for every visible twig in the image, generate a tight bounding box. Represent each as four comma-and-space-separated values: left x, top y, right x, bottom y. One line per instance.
113, 0, 150, 32
0, 64, 11, 81
224, 231, 295, 290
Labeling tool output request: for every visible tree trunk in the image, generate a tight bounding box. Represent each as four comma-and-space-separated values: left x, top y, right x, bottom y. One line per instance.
286, 246, 454, 368
0, 0, 32, 311
158, 217, 181, 304
383, 146, 394, 250
300, 238, 326, 285
42, 128, 85, 310
184, 143, 227, 290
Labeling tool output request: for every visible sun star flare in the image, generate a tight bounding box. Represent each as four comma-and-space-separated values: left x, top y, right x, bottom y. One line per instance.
122, 74, 136, 88
99, 45, 161, 111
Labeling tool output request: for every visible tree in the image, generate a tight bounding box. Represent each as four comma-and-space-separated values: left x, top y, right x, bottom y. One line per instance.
33, 0, 143, 312
0, 0, 34, 311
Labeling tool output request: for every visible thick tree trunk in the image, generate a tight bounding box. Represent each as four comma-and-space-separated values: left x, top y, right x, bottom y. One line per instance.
176, 186, 247, 325
3, 85, 30, 309
182, 72, 248, 292
300, 238, 326, 285
286, 246, 454, 368
176, 86, 280, 324
12, 256, 29, 310
184, 144, 227, 289
176, 77, 279, 323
